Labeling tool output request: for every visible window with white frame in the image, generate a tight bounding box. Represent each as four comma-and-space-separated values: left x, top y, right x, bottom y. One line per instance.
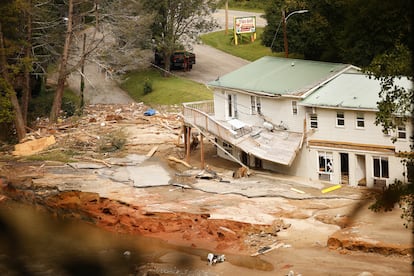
336, 111, 345, 127
318, 151, 333, 181
397, 125, 407, 139
310, 113, 318, 129
227, 94, 237, 118
373, 156, 389, 178
356, 112, 365, 128
292, 101, 298, 115
395, 118, 407, 139
250, 96, 262, 115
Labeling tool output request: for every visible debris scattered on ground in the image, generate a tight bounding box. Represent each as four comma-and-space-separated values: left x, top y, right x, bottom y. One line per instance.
207, 253, 225, 265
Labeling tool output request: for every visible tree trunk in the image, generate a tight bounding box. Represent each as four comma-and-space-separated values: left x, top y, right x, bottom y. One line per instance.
22, 0, 33, 124
0, 23, 26, 141
50, 0, 73, 122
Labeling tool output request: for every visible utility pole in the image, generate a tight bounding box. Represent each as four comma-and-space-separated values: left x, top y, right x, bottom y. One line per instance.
282, 10, 288, 58
225, 0, 228, 35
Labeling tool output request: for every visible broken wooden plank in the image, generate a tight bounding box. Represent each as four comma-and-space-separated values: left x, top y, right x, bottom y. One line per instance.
290, 187, 305, 194
251, 242, 285, 256
12, 135, 56, 156
146, 146, 159, 157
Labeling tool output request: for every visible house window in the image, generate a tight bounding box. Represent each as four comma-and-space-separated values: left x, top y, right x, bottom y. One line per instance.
356, 112, 365, 128
250, 96, 261, 115
373, 156, 389, 178
336, 111, 345, 127
318, 151, 333, 181
292, 101, 298, 115
256, 97, 261, 115
228, 94, 237, 118
251, 96, 256, 115
397, 124, 407, 139
222, 141, 233, 155
310, 113, 318, 129
395, 118, 407, 140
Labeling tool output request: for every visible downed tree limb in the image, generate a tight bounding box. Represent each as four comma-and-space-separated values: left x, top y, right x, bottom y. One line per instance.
167, 156, 192, 168
146, 146, 158, 157
75, 156, 112, 168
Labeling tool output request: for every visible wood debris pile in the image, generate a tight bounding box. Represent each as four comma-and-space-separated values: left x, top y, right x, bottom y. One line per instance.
12, 103, 184, 157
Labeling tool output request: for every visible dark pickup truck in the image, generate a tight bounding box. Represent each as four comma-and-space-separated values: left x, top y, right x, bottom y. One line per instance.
154, 50, 196, 70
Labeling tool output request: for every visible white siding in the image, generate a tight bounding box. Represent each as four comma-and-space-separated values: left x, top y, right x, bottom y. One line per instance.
306, 108, 411, 152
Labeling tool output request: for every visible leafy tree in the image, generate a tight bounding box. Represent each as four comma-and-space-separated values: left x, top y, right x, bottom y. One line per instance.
0, 1, 28, 141
262, 0, 412, 67
142, 0, 219, 73
366, 42, 414, 227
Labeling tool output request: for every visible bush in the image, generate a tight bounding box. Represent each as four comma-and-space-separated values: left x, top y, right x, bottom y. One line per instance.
143, 78, 153, 94
98, 129, 127, 152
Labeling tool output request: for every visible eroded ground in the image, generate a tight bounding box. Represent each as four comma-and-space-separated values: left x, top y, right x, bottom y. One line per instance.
0, 104, 412, 275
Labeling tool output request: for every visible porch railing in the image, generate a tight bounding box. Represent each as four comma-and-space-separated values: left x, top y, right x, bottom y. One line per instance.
182, 100, 237, 142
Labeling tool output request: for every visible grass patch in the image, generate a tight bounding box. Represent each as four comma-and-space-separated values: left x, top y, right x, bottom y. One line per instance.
200, 28, 285, 61
23, 149, 78, 163
120, 69, 213, 105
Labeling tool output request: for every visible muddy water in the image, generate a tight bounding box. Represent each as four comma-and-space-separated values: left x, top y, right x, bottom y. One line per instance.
0, 199, 274, 275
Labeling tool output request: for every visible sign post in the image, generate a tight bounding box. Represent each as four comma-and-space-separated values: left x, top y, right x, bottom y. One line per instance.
233, 16, 256, 45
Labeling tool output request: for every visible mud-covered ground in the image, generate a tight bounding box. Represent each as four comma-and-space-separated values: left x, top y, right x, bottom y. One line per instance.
1, 104, 412, 275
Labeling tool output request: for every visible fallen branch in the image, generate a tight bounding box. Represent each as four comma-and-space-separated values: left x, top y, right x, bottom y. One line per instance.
167, 156, 192, 168
76, 156, 112, 167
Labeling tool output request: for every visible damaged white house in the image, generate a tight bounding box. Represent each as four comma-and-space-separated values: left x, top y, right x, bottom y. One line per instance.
182, 56, 412, 188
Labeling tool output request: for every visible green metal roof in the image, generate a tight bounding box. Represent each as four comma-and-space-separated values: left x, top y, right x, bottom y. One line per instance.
301, 73, 413, 110
208, 56, 353, 96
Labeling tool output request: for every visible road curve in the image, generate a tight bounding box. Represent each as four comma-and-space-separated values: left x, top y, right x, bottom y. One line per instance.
174, 9, 267, 85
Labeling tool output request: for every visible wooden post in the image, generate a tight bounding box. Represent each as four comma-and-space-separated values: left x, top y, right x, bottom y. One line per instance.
186, 126, 191, 162
200, 134, 205, 169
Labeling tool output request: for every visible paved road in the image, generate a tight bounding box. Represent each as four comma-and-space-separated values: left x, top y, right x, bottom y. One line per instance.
68, 10, 267, 103
174, 9, 267, 84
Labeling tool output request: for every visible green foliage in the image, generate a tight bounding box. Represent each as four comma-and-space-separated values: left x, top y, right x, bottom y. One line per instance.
142, 0, 219, 71
120, 69, 213, 105
24, 149, 78, 163
0, 78, 13, 124
370, 180, 414, 228
261, 0, 412, 67
28, 86, 80, 122
98, 129, 127, 152
363, 44, 413, 141
143, 78, 153, 95
219, 0, 271, 12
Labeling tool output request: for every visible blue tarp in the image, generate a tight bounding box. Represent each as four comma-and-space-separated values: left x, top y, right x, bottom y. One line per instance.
144, 108, 156, 116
